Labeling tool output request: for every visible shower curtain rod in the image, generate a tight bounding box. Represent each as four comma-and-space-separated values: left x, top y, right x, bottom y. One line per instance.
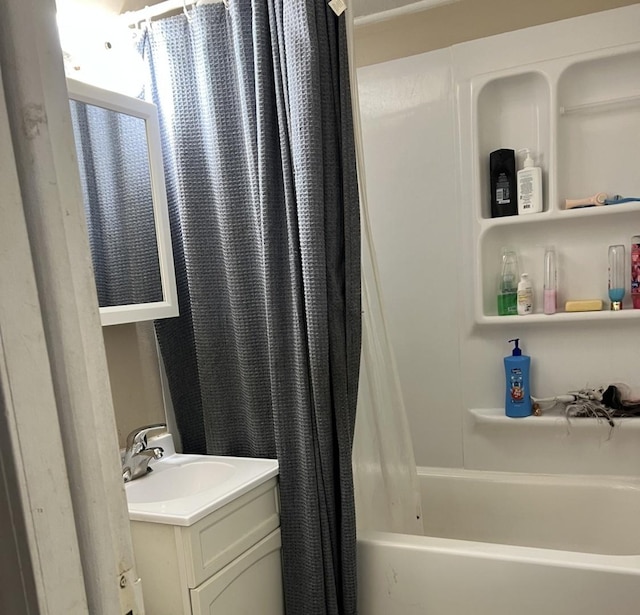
121, 0, 225, 27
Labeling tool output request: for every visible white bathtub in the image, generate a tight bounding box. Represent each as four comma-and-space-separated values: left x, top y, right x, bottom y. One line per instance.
357, 467, 640, 615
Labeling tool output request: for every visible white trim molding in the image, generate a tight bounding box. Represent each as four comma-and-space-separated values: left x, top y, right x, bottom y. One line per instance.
0, 58, 88, 615
0, 0, 144, 613
354, 0, 461, 27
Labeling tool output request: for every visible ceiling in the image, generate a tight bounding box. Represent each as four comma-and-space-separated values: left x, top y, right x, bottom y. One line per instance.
55, 0, 431, 84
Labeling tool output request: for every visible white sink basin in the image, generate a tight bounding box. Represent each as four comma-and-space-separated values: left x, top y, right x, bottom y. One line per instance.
125, 434, 279, 526
126, 460, 236, 503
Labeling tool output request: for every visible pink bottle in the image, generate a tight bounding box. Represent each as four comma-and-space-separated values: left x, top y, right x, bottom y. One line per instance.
632, 236, 640, 309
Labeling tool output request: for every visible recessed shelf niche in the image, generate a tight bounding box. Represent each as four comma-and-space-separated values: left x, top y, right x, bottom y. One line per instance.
558, 50, 640, 210
476, 71, 551, 219
479, 210, 640, 319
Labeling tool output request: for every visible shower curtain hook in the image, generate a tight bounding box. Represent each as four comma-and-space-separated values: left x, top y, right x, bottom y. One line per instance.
183, 0, 193, 22
143, 5, 152, 29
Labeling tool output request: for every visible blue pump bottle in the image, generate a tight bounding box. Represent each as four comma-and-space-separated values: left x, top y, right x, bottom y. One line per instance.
504, 338, 531, 418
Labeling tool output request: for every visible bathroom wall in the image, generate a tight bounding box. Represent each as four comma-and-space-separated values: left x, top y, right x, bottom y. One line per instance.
354, 0, 640, 67
102, 323, 165, 448
357, 4, 640, 470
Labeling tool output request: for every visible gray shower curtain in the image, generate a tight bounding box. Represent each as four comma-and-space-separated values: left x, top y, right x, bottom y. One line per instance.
141, 1, 360, 613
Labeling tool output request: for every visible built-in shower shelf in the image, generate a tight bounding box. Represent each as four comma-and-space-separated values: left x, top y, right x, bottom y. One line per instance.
477, 309, 640, 326
469, 408, 640, 431
478, 200, 640, 233
470, 44, 640, 324
464, 408, 640, 476
559, 92, 640, 115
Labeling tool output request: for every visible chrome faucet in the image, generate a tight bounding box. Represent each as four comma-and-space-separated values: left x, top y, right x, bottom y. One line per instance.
122, 423, 166, 483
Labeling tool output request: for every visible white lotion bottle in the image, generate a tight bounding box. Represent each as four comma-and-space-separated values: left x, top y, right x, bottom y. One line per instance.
517, 149, 543, 214
517, 273, 533, 315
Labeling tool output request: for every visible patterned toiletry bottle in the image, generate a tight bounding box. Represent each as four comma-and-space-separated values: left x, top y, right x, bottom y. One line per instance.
632, 236, 640, 309
504, 338, 532, 418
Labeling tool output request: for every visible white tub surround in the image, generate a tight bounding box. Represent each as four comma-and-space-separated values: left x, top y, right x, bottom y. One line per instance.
419, 467, 640, 555
465, 408, 640, 475
356, 6, 640, 614
358, 4, 640, 470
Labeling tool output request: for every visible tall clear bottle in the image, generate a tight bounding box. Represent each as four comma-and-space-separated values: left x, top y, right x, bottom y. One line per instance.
608, 244, 625, 311
497, 249, 518, 316
543, 247, 557, 315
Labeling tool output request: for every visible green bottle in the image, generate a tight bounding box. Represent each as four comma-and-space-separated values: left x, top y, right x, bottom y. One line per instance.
498, 249, 518, 316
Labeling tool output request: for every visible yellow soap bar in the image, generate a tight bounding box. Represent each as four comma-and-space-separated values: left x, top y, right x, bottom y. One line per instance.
564, 299, 603, 312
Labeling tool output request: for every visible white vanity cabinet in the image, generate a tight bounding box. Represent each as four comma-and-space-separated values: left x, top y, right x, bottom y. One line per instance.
130, 477, 284, 615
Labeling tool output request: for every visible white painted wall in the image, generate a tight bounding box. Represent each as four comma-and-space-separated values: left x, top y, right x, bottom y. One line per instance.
358, 5, 640, 471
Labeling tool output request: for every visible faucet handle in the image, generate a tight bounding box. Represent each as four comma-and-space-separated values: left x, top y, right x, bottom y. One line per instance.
125, 423, 167, 453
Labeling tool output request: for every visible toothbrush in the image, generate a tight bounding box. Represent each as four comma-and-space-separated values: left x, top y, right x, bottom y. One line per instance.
565, 193, 640, 209
606, 195, 640, 204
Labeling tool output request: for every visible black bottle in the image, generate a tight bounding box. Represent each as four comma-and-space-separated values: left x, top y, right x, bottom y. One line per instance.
489, 149, 517, 217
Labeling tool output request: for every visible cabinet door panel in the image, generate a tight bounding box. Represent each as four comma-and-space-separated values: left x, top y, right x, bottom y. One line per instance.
180, 479, 279, 587
191, 529, 284, 615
